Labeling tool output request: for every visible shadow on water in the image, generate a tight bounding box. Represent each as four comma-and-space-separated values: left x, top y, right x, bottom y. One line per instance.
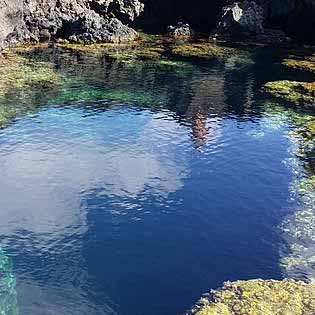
0, 46, 314, 315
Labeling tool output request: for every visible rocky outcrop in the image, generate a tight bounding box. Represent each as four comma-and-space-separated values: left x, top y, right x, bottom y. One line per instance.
0, 0, 144, 50
23, 0, 143, 43
216, 1, 264, 37
214, 1, 290, 43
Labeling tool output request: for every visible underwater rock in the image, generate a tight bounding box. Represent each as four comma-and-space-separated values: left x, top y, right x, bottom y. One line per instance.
0, 248, 18, 315
187, 279, 315, 315
266, 106, 315, 281
0, 49, 61, 127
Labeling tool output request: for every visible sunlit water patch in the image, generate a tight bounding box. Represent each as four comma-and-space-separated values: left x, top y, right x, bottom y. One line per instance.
0, 47, 313, 315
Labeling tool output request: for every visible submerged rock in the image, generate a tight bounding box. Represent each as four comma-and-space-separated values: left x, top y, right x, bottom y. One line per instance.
187, 279, 315, 315
0, 48, 61, 127
0, 248, 18, 315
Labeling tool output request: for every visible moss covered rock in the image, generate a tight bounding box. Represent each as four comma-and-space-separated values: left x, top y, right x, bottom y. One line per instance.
282, 55, 315, 74
189, 279, 315, 315
169, 43, 234, 60
263, 81, 315, 107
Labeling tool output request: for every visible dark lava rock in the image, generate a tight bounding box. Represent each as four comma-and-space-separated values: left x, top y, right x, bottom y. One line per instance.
216, 1, 265, 37
0, 0, 143, 50
214, 0, 292, 44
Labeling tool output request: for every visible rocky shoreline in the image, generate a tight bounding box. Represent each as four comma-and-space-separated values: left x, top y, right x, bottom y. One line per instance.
1, 1, 315, 51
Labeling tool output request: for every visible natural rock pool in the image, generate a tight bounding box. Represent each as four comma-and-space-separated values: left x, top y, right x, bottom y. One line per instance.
0, 45, 315, 315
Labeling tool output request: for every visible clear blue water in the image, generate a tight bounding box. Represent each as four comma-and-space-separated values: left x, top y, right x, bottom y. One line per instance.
0, 48, 313, 315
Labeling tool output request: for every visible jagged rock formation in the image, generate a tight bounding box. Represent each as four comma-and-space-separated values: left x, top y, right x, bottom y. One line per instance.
216, 1, 265, 37
0, 0, 144, 50
214, 1, 290, 43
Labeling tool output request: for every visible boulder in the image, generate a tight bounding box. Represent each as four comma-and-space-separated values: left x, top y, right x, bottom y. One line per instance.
0, 0, 144, 49
216, 1, 265, 37
167, 22, 194, 39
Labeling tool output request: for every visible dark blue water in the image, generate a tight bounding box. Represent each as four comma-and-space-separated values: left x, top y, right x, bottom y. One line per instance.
0, 47, 309, 315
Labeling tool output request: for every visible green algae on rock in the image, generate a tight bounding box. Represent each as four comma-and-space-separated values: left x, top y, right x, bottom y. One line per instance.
169, 42, 235, 60
263, 81, 315, 107
188, 279, 315, 315
0, 248, 18, 315
0, 50, 61, 128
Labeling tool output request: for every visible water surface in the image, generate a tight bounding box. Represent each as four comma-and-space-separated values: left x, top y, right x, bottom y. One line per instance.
0, 47, 313, 315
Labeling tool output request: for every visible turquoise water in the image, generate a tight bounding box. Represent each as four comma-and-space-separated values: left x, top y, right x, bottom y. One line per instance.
0, 47, 314, 315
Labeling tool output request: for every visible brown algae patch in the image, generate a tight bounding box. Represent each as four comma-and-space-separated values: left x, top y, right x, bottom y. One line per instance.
263, 81, 315, 106
189, 279, 315, 315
